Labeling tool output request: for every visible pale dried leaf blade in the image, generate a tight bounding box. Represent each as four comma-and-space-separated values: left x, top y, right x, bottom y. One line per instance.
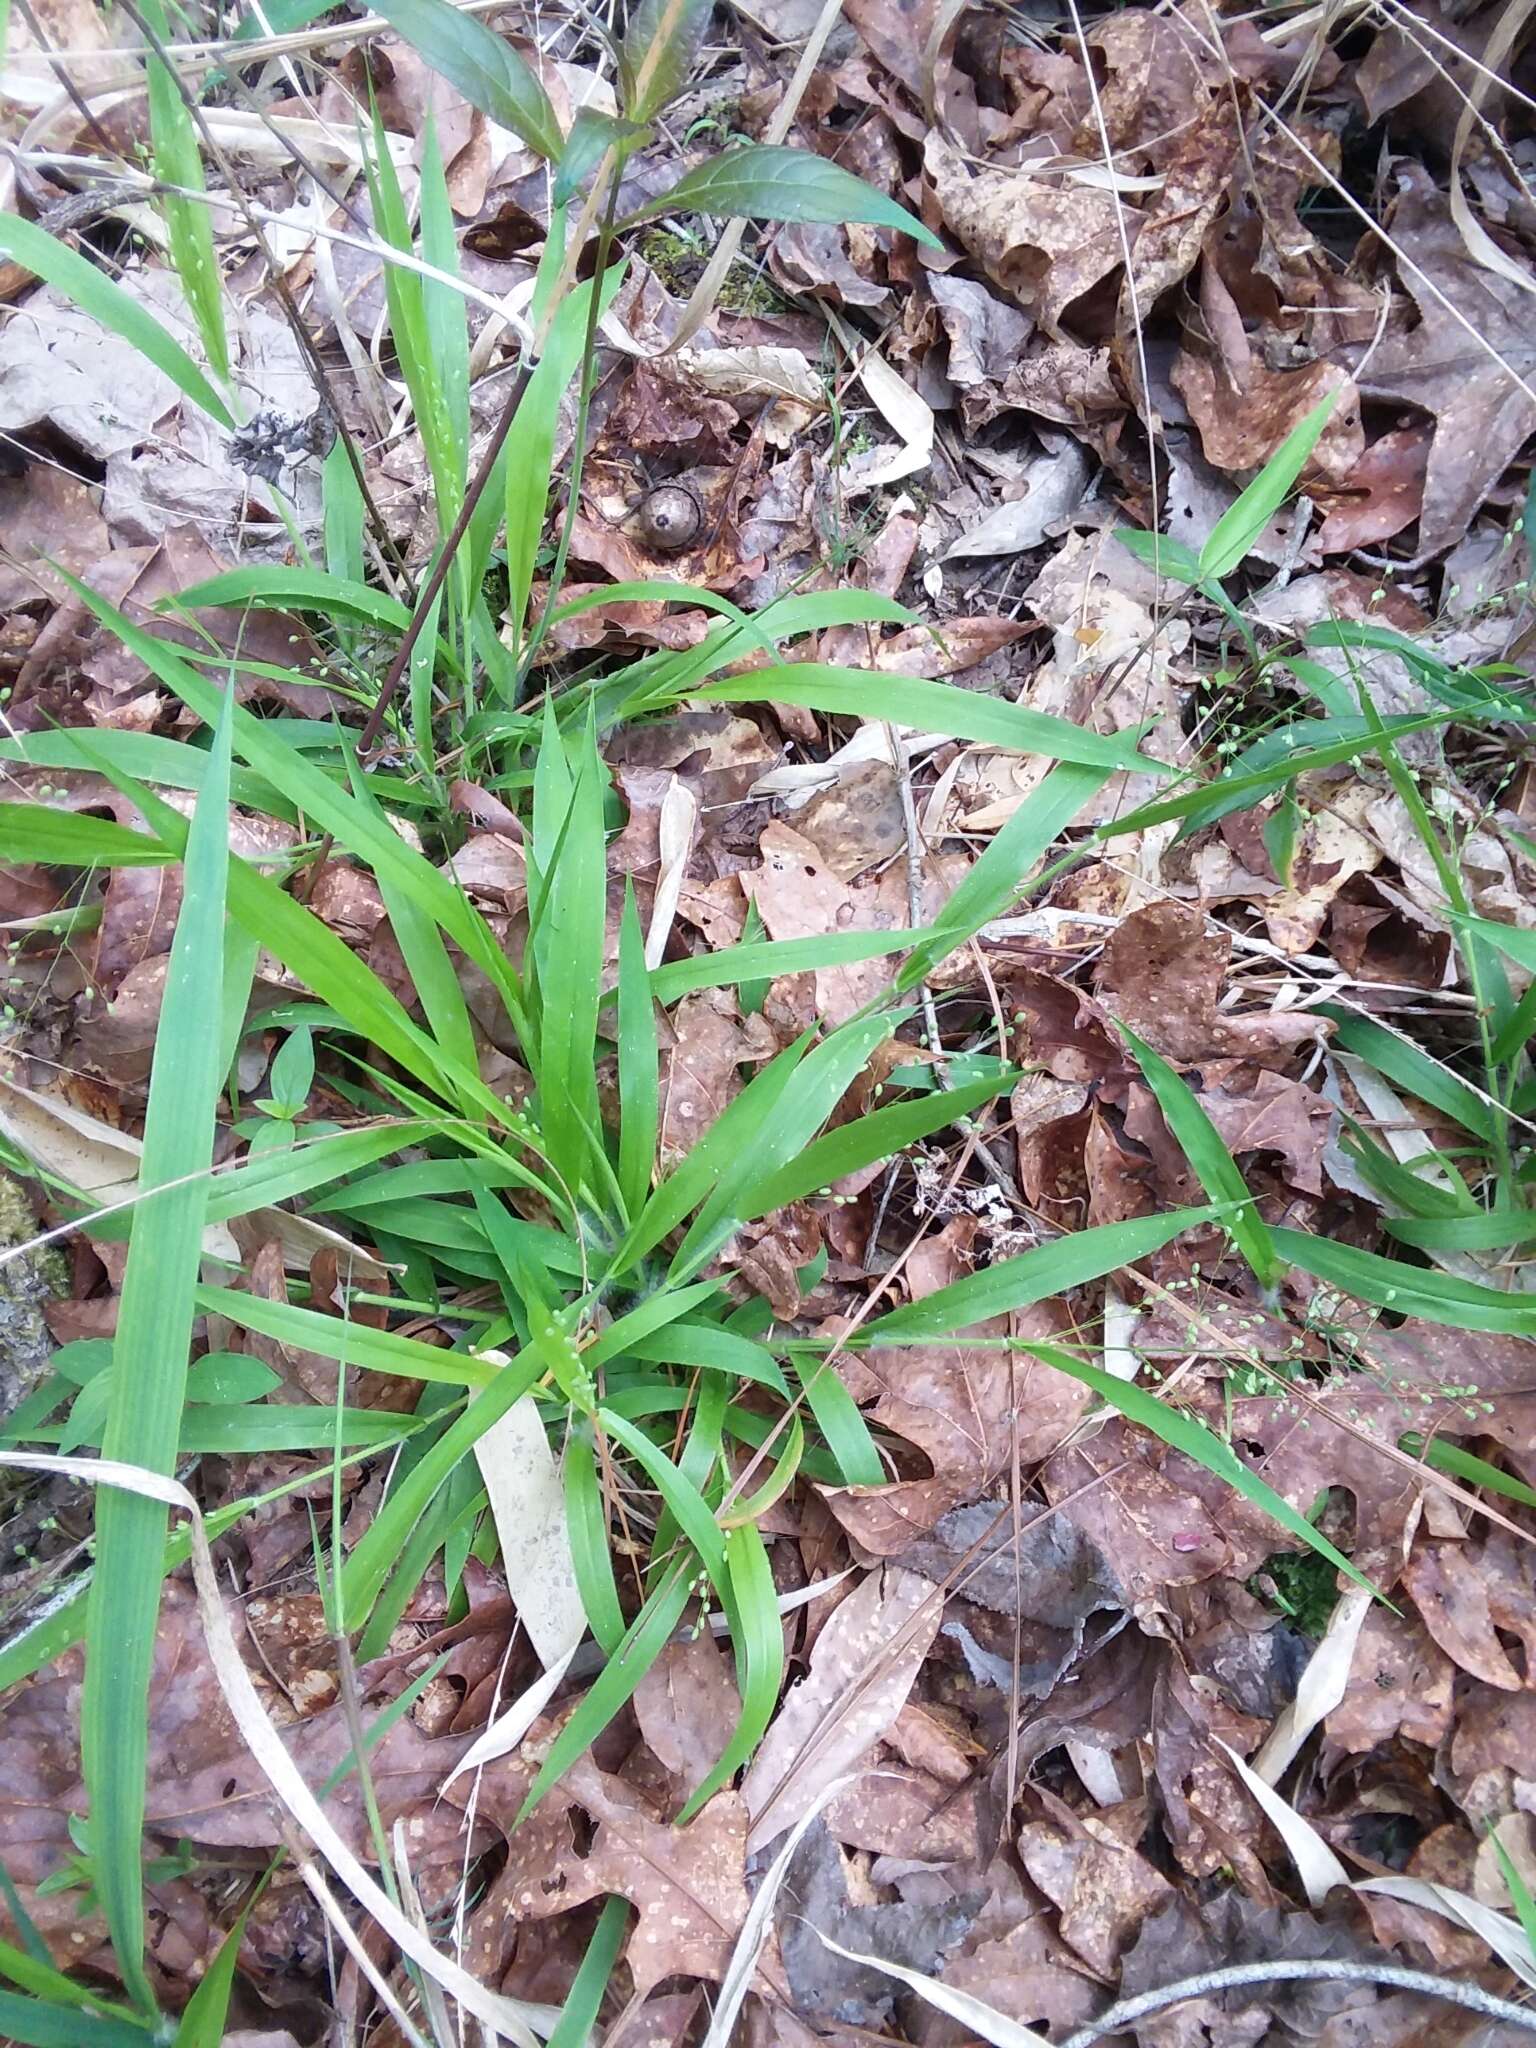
445, 1646, 579, 1787
701, 1769, 871, 2048
1357, 1877, 1536, 1989
473, 1391, 586, 1668
1253, 1585, 1372, 1783
644, 774, 700, 969
1216, 1740, 1349, 1908
805, 1925, 1052, 2047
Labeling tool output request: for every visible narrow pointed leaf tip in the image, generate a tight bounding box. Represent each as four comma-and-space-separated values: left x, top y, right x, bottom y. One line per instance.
632, 145, 943, 248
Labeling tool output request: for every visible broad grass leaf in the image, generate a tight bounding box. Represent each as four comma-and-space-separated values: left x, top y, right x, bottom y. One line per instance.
82, 701, 233, 2012
0, 805, 172, 868
1273, 1227, 1536, 1335
697, 665, 1161, 773
174, 565, 414, 632
1117, 1025, 1281, 1287
0, 215, 233, 426
1013, 1339, 1381, 1600
139, 0, 229, 382
632, 145, 941, 248
1200, 393, 1336, 582
862, 1208, 1211, 1342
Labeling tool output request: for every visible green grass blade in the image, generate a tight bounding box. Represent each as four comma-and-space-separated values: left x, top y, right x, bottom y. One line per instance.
169, 1906, 250, 2047
746, 1072, 1013, 1216
139, 0, 228, 382
897, 761, 1110, 990
546, 1898, 629, 2048
695, 666, 1163, 773
671, 1011, 903, 1278
565, 1431, 626, 1653
862, 1208, 1212, 1342
505, 272, 623, 659
59, 571, 528, 1033
197, 1287, 494, 1386
0, 215, 233, 425
787, 1348, 884, 1484
1403, 1435, 1536, 1511
530, 707, 608, 1198
516, 1562, 695, 1822
1118, 1025, 1281, 1287
174, 565, 414, 632
0, 805, 173, 867
1273, 1227, 1536, 1335
0, 1996, 154, 2047
599, 1409, 727, 1582
1018, 1337, 1383, 1600
678, 1519, 783, 1819
617, 882, 659, 1219
1318, 1008, 1497, 1140
82, 701, 233, 2015
648, 927, 922, 1001
1199, 394, 1335, 582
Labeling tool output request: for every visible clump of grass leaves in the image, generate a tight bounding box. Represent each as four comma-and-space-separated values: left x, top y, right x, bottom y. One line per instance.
2, 0, 1536, 2032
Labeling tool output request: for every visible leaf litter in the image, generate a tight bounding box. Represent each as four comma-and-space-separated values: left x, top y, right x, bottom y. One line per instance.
2, 0, 1536, 2039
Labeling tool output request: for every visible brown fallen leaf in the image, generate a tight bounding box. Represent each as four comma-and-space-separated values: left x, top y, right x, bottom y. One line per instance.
1172, 354, 1364, 485
821, 1304, 1084, 1554
924, 136, 1128, 337
1326, 1605, 1454, 1753
740, 1565, 941, 1853
1095, 901, 1326, 1062
1018, 1804, 1172, 1975
473, 1746, 751, 1995
1354, 164, 1536, 556
1315, 426, 1432, 553
1403, 1539, 1522, 1691
633, 1632, 743, 1803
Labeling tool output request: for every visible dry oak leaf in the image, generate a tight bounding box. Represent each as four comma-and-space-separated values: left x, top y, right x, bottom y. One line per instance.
821, 1303, 1081, 1554
1402, 1539, 1522, 1690
924, 136, 1129, 337
740, 1565, 941, 1854
1355, 167, 1536, 556
481, 1750, 751, 1995
1018, 1810, 1173, 1975
1314, 426, 1432, 554
1172, 354, 1364, 485
633, 1629, 744, 1801
1096, 900, 1325, 1062
1325, 1605, 1453, 1754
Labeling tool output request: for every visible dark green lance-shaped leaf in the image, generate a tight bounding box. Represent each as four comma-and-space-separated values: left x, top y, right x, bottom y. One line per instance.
0, 214, 233, 426
620, 0, 714, 120
555, 107, 648, 203
630, 145, 942, 249
371, 0, 563, 159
